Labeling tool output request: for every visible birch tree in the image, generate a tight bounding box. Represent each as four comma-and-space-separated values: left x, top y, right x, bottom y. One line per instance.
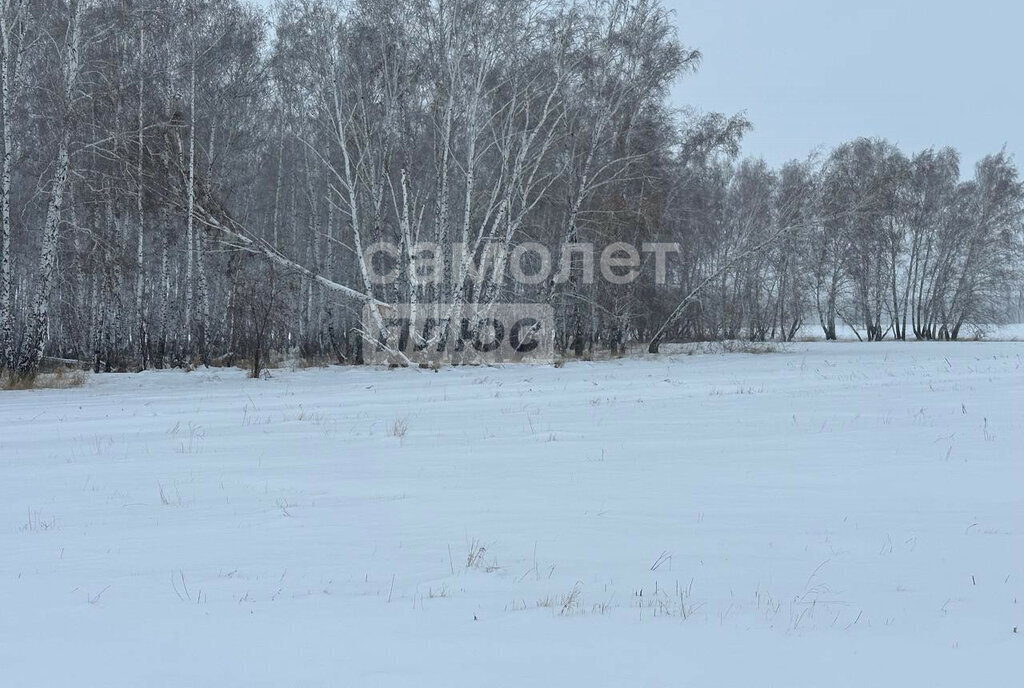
19, 0, 81, 373
0, 0, 30, 368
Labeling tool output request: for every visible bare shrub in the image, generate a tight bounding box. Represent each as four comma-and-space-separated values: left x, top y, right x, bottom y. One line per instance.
391, 416, 409, 439
464, 539, 500, 572
230, 260, 297, 379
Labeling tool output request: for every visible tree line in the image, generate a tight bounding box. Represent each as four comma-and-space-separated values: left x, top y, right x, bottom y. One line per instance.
1, 0, 1021, 375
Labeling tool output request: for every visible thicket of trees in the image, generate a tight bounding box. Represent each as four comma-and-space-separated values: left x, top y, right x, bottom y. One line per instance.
1, 0, 1021, 373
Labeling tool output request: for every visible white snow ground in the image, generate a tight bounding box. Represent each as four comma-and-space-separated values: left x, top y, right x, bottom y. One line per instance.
1, 341, 1021, 687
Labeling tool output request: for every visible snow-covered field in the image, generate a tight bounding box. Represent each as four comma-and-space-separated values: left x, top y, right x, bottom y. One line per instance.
2, 342, 1021, 686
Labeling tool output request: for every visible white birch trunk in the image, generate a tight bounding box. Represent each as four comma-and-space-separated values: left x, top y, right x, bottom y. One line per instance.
157, 213, 170, 367
325, 43, 391, 345
135, 26, 147, 368
20, 0, 80, 372
184, 58, 196, 360
271, 125, 284, 246
0, 0, 27, 366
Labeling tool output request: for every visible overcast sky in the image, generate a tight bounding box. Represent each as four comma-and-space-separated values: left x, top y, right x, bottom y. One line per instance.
666, 0, 1020, 171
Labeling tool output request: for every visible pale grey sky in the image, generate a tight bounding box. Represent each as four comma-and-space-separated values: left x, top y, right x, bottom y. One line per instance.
667, 0, 1020, 171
